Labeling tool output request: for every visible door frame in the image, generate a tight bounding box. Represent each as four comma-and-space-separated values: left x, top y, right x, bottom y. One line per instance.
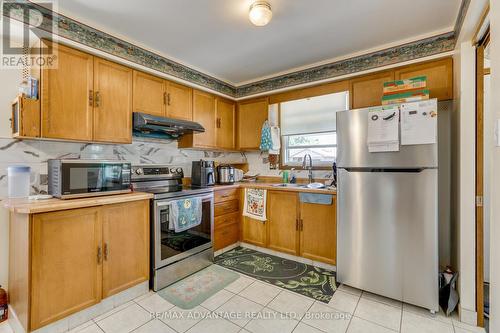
475, 28, 490, 328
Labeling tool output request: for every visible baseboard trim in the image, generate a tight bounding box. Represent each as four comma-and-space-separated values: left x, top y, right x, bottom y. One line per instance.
458, 306, 478, 326
6, 281, 149, 333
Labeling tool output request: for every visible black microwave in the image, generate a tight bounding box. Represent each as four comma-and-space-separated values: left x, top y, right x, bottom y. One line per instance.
48, 160, 131, 199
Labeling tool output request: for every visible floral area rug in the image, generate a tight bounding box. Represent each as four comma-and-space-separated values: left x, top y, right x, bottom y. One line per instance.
157, 264, 239, 309
215, 246, 337, 303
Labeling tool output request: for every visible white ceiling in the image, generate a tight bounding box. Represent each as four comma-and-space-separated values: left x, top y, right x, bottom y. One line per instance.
57, 0, 461, 85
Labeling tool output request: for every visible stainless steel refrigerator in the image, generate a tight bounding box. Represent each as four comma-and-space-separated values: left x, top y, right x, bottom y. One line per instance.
336, 102, 443, 312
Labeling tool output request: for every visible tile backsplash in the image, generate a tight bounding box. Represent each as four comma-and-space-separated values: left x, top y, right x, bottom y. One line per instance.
0, 138, 245, 198
0, 138, 333, 199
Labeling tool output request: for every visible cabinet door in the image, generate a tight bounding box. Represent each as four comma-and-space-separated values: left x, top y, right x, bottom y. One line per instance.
133, 71, 166, 116
102, 200, 149, 298
93, 58, 133, 143
31, 208, 102, 330
192, 90, 216, 147
240, 190, 267, 247
41, 42, 93, 141
216, 98, 236, 150
299, 197, 337, 265
166, 81, 193, 121
267, 191, 299, 255
237, 98, 268, 150
394, 58, 453, 101
350, 71, 394, 109
241, 215, 267, 247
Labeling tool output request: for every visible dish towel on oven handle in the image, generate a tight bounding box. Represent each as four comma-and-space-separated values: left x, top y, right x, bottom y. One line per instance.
169, 197, 203, 232
242, 188, 267, 222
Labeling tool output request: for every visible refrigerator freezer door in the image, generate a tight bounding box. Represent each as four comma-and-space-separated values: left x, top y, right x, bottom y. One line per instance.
337, 168, 439, 311
336, 108, 437, 168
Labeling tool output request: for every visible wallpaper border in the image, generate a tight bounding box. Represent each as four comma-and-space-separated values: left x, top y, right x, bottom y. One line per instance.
3, 0, 468, 98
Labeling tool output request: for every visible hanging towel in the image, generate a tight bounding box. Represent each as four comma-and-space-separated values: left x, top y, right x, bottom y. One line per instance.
169, 197, 203, 232
269, 126, 281, 154
260, 120, 273, 152
299, 193, 333, 205
243, 188, 267, 222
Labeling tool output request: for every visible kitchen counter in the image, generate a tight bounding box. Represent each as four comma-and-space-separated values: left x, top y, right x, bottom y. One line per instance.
3, 192, 154, 214
214, 182, 336, 194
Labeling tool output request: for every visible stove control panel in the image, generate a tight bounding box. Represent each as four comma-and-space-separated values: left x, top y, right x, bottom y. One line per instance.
131, 165, 184, 180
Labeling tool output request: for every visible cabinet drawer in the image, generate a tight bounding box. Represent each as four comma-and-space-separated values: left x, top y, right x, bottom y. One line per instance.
215, 211, 239, 229
214, 222, 239, 251
215, 188, 239, 203
215, 199, 239, 216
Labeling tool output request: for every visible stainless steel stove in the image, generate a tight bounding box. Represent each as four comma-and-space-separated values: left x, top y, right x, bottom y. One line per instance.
131, 164, 214, 291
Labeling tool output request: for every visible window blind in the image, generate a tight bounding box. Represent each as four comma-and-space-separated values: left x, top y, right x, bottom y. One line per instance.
280, 91, 349, 135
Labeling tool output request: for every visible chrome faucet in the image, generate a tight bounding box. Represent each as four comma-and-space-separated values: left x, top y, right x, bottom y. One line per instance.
302, 154, 313, 184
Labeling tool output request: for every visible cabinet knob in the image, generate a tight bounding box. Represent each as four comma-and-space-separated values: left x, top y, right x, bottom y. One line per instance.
95, 91, 101, 107
89, 90, 93, 106
104, 243, 109, 261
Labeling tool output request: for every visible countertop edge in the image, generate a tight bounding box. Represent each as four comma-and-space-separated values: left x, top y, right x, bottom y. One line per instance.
215, 183, 336, 194
3, 192, 154, 214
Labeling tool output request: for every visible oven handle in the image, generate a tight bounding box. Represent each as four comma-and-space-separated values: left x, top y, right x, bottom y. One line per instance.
155, 194, 214, 207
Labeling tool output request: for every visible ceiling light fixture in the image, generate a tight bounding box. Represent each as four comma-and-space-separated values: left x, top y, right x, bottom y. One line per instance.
249, 1, 272, 27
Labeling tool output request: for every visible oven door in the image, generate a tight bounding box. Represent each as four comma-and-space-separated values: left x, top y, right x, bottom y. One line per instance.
154, 192, 214, 268
60, 161, 131, 197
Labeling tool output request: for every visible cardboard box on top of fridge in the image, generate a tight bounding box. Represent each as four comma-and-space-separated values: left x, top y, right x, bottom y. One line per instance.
381, 89, 430, 105
383, 76, 427, 94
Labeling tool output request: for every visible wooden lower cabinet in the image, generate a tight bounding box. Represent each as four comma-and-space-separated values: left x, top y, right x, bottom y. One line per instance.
102, 201, 149, 298
10, 200, 149, 332
267, 191, 299, 255
239, 188, 337, 265
213, 188, 240, 251
31, 207, 102, 330
299, 196, 337, 265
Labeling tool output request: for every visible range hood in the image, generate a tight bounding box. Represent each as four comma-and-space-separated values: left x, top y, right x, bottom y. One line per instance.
133, 112, 205, 138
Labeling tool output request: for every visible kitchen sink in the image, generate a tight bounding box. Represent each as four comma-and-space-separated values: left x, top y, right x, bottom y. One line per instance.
271, 183, 306, 188
271, 183, 326, 189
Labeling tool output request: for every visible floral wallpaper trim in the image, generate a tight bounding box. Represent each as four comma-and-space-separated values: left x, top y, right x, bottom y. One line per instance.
235, 32, 456, 97
3, 1, 237, 97
3, 0, 467, 98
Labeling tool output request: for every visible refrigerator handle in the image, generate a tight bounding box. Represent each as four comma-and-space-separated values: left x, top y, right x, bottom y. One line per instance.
342, 168, 427, 173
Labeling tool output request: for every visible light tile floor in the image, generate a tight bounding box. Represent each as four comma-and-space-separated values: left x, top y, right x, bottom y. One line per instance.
0, 267, 487, 333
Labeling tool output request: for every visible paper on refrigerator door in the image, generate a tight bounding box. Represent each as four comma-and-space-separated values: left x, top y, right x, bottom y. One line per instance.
400, 99, 438, 145
367, 105, 400, 152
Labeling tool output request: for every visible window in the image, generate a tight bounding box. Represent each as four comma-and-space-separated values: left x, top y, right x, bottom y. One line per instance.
280, 91, 349, 167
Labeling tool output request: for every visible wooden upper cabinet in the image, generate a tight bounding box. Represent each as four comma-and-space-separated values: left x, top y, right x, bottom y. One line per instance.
181, 90, 216, 148
41, 42, 94, 141
394, 58, 453, 101
30, 207, 102, 330
299, 196, 337, 265
216, 98, 236, 150
132, 71, 166, 117
237, 97, 268, 150
93, 58, 133, 143
102, 201, 149, 298
166, 81, 193, 121
350, 71, 395, 109
267, 191, 299, 255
